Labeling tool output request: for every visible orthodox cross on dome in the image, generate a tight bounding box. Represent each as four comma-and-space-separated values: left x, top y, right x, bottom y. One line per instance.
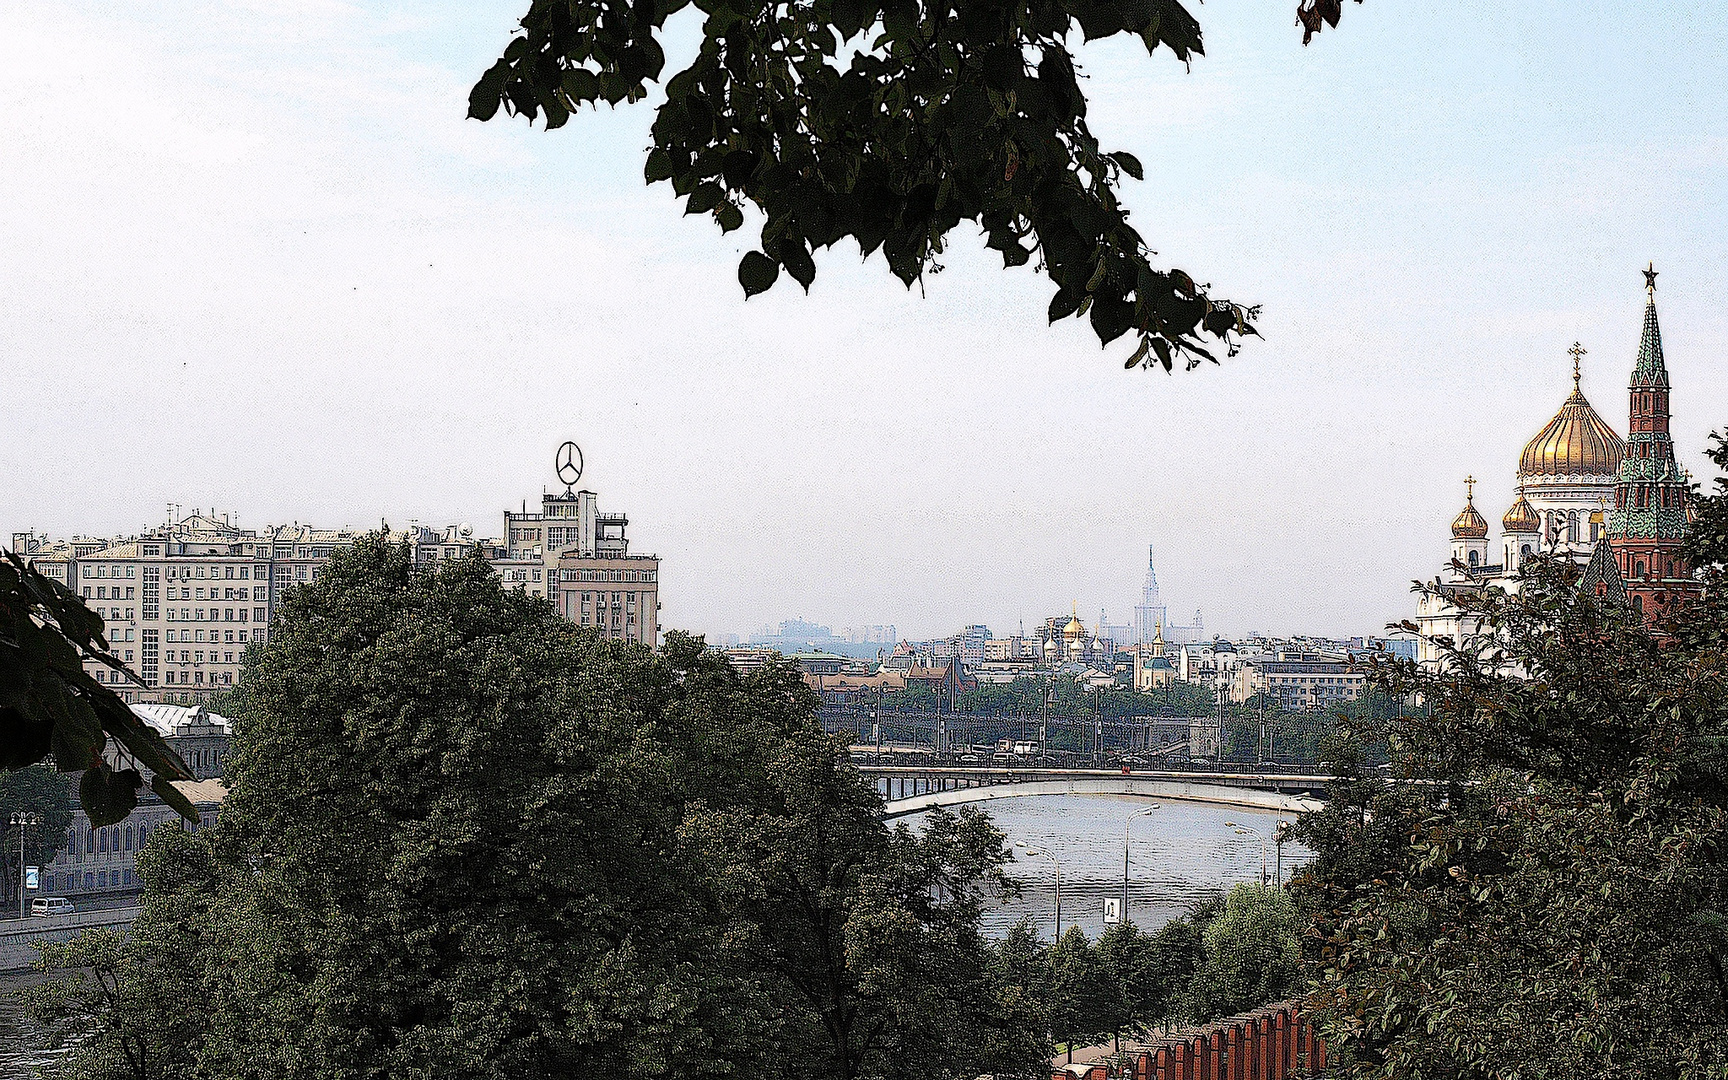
1464, 475, 1476, 502
1644, 261, 1659, 299
1568, 341, 1587, 391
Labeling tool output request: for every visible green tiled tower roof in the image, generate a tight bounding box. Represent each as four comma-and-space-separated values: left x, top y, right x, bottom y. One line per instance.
1630, 296, 1669, 388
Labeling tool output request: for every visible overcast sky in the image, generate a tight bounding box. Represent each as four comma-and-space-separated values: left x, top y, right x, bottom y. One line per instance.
4, 1, 1725, 642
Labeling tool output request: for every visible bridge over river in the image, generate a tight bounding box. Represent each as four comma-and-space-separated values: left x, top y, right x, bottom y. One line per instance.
858, 765, 1330, 818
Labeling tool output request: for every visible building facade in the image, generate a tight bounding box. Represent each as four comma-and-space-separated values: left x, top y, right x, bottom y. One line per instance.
36, 704, 229, 900
11, 468, 665, 701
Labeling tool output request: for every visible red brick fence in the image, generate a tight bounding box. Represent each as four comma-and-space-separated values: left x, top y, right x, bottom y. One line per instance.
1053, 999, 1324, 1080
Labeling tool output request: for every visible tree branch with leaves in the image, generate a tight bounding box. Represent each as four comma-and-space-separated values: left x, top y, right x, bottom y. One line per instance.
0, 552, 196, 825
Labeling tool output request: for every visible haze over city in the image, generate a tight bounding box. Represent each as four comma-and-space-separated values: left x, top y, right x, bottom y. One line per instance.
4, 0, 1725, 641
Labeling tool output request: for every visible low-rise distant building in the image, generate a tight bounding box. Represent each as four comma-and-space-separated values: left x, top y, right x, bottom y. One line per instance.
1231, 656, 1367, 709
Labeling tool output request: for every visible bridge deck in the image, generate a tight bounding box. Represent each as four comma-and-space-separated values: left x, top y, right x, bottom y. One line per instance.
860, 767, 1331, 819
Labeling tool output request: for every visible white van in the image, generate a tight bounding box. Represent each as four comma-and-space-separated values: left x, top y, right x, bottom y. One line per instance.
30, 897, 74, 917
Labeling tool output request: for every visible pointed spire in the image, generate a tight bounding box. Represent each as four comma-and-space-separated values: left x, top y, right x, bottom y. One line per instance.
1633, 263, 1669, 388
1578, 537, 1630, 611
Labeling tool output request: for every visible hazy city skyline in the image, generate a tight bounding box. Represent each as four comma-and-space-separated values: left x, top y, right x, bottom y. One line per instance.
5, 2, 1725, 642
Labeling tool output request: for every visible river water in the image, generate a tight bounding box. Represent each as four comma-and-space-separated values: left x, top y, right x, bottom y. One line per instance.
950, 794, 1313, 940
0, 795, 1308, 1076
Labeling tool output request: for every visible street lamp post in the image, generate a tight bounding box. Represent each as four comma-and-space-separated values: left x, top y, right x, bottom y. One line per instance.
1122, 804, 1161, 924
10, 812, 40, 920
1014, 840, 1062, 941
1272, 819, 1291, 885
1223, 820, 1269, 885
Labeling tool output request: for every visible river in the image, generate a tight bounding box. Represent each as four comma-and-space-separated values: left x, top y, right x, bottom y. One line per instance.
950, 794, 1313, 940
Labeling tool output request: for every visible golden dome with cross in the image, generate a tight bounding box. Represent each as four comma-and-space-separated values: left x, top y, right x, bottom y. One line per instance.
1517, 343, 1624, 479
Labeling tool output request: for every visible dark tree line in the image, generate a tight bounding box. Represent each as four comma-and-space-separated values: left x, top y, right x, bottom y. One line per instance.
1291, 430, 1728, 1078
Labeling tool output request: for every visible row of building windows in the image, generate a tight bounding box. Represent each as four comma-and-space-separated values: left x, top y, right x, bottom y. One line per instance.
72, 821, 155, 856
164, 607, 262, 622
562, 568, 655, 583
156, 669, 232, 685
34, 869, 136, 892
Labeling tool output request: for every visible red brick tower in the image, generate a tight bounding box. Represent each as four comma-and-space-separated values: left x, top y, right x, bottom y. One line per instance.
1606, 264, 1700, 624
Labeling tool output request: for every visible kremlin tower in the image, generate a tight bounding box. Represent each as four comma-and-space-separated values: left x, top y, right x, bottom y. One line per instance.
1606, 264, 1700, 623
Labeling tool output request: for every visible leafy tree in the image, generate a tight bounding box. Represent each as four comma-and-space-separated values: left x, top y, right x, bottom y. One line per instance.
1093, 921, 1155, 1047
1183, 883, 1301, 1021
28, 533, 1046, 1080
463, 0, 1352, 369
0, 553, 195, 824
1292, 430, 1728, 1079
1142, 893, 1216, 1023
22, 828, 213, 1080
0, 764, 74, 910
988, 917, 1055, 1067
1046, 924, 1109, 1059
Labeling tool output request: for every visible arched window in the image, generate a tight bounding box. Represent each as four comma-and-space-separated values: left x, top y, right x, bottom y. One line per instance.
137, 824, 147, 847
1521, 544, 1532, 558
1636, 560, 1646, 578
1468, 550, 1479, 566
1633, 595, 1645, 618
99, 830, 107, 853
86, 829, 94, 853
1567, 511, 1579, 542
124, 826, 133, 851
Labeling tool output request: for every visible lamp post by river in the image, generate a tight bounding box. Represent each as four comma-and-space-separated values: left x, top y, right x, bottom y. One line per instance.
1223, 820, 1268, 886
1014, 840, 1062, 941
1122, 804, 1161, 924
10, 812, 40, 920
1272, 818, 1291, 885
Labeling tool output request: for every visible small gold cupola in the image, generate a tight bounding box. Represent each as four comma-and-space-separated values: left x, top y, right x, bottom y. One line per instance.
1452, 476, 1489, 539
1502, 495, 1540, 534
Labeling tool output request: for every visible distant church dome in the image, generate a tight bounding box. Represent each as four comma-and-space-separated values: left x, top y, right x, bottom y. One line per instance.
1518, 388, 1623, 479
1452, 498, 1489, 540
1501, 495, 1540, 534
1063, 614, 1086, 640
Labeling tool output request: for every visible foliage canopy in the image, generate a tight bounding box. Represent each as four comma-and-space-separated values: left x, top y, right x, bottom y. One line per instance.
27, 534, 1044, 1080
465, 0, 1366, 368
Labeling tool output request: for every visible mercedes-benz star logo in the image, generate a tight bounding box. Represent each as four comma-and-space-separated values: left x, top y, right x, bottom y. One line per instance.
555, 441, 583, 488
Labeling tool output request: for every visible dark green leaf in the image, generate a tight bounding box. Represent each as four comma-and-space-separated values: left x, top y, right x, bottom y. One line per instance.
738, 251, 779, 297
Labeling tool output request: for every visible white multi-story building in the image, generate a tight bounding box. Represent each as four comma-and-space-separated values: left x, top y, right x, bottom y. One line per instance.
11, 472, 663, 702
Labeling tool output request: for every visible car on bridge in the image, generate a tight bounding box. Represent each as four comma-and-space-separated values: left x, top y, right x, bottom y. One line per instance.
30, 897, 74, 917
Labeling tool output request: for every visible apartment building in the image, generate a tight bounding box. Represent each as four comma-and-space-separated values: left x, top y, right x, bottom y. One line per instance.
505, 489, 661, 647
11, 479, 663, 703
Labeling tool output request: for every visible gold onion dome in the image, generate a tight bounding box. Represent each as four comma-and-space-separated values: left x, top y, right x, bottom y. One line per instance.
1064, 615, 1085, 639
1452, 499, 1489, 539
1502, 495, 1541, 534
1517, 388, 1624, 479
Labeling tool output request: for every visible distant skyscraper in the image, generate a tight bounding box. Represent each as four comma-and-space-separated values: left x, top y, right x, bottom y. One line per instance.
1132, 546, 1166, 645
1131, 547, 1204, 644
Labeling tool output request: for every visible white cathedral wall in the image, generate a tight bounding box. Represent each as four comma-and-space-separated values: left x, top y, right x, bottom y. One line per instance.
1516, 475, 1616, 556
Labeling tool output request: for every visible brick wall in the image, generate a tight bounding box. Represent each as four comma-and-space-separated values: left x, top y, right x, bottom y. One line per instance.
1053, 998, 1325, 1080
